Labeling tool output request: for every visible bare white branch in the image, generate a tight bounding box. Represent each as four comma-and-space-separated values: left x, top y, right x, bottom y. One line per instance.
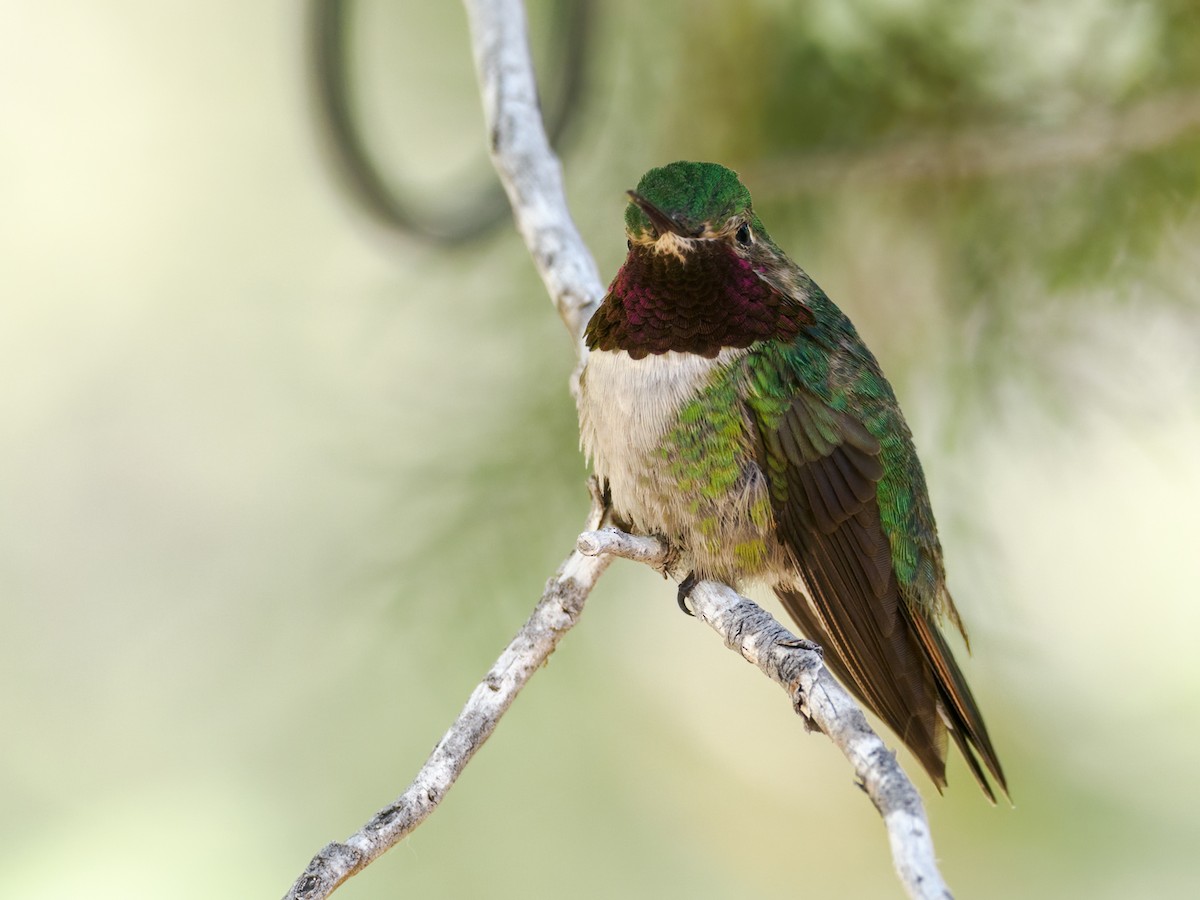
464, 0, 605, 361
578, 530, 953, 900
283, 490, 613, 900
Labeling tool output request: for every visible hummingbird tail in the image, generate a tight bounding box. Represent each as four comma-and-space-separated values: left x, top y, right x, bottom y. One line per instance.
775, 586, 1007, 802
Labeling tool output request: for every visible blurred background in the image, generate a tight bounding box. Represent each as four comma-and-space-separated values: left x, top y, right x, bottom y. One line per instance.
3, 1, 1199, 897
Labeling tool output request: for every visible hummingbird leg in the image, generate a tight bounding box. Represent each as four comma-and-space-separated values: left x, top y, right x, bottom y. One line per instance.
610, 509, 634, 533
585, 476, 611, 530
597, 478, 636, 532
588, 475, 636, 531
676, 571, 699, 616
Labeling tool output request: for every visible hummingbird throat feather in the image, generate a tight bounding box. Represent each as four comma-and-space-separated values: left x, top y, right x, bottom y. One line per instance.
585, 241, 804, 359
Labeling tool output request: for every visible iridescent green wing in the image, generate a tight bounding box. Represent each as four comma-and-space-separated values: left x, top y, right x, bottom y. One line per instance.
744, 341, 1004, 798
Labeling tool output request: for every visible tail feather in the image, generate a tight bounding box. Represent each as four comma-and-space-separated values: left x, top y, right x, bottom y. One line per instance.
907, 605, 1008, 801
776, 583, 1007, 801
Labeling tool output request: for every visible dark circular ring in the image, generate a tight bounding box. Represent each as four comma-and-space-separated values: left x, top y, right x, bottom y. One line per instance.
308, 0, 591, 244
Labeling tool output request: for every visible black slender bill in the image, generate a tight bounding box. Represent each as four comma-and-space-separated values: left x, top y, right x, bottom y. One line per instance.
627, 190, 692, 237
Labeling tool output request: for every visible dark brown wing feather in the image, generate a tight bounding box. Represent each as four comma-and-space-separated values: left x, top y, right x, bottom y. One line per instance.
755, 391, 1006, 800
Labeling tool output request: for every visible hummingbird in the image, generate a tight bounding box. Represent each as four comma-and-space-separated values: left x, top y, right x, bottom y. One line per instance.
577, 161, 1006, 800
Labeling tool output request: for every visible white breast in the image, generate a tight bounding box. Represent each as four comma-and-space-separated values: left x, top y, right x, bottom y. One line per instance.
577, 347, 744, 534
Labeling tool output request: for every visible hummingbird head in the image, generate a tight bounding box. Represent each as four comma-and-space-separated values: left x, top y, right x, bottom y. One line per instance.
623, 161, 768, 261
585, 161, 813, 359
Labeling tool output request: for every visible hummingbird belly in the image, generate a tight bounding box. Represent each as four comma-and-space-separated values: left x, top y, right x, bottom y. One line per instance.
579, 347, 788, 585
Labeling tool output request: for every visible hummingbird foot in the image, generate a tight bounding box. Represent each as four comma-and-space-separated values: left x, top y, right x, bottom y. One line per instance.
676, 571, 699, 616
643, 530, 681, 579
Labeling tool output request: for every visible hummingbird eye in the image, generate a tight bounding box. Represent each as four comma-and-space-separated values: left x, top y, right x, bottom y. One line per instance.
627, 239, 633, 250
735, 223, 753, 246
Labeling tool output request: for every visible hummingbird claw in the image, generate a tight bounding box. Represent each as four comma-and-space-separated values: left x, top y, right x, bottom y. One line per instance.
649, 531, 679, 578
676, 571, 699, 616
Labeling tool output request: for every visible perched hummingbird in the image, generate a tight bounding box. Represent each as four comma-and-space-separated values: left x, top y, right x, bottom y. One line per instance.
578, 161, 1006, 800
